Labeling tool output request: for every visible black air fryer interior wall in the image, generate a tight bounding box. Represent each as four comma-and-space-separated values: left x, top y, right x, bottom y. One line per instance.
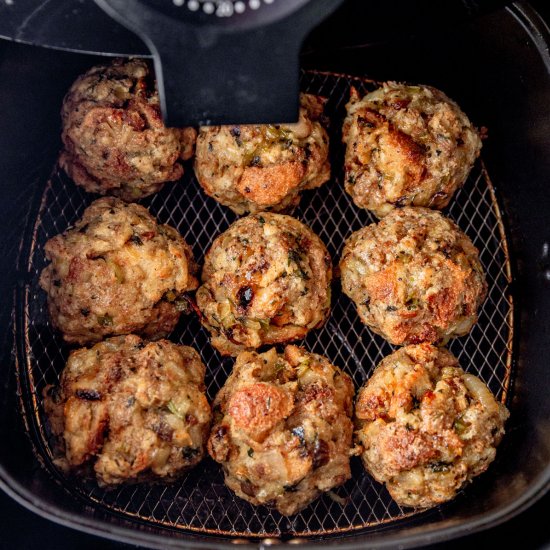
0, 44, 104, 535
0, 3, 549, 548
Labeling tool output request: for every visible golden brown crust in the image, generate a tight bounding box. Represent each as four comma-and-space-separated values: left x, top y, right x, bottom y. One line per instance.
194, 94, 330, 214
237, 161, 306, 206
196, 213, 332, 356
43, 335, 212, 486
227, 383, 294, 441
60, 58, 196, 201
39, 197, 198, 344
340, 207, 487, 345
355, 344, 509, 508
208, 346, 354, 515
343, 83, 482, 218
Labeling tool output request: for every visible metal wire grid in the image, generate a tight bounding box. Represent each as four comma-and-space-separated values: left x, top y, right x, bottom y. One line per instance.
20, 71, 513, 538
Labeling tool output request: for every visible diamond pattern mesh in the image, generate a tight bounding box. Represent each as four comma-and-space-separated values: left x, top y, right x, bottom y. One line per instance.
19, 71, 513, 538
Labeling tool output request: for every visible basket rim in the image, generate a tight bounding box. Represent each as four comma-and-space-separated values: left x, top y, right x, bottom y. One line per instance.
1, 465, 549, 549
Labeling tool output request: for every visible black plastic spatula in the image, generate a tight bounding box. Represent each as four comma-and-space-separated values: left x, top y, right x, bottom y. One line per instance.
94, 0, 345, 127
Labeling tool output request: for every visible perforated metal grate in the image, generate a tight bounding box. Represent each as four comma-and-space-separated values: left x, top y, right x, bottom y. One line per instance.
19, 71, 513, 539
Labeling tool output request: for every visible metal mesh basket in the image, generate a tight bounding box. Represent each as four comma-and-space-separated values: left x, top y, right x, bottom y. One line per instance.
18, 70, 513, 539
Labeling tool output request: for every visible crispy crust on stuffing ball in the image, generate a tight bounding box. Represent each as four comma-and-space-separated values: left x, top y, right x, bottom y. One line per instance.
355, 344, 508, 508
39, 197, 198, 344
60, 58, 196, 201
340, 207, 487, 346
43, 335, 211, 486
208, 345, 354, 515
196, 213, 332, 356
343, 83, 482, 218
194, 94, 330, 214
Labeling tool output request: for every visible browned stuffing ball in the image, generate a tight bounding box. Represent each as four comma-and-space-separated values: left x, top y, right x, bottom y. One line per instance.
343, 83, 482, 218
39, 197, 198, 344
196, 213, 332, 356
354, 344, 509, 508
43, 335, 212, 486
208, 345, 355, 515
340, 207, 487, 346
194, 94, 330, 214
60, 58, 196, 201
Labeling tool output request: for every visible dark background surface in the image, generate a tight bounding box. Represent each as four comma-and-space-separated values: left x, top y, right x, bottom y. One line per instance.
1, 0, 550, 548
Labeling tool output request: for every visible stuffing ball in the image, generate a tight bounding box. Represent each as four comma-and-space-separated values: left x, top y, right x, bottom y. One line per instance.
355, 344, 509, 508
208, 345, 354, 515
39, 197, 198, 344
60, 58, 196, 201
196, 213, 332, 356
43, 335, 212, 486
343, 83, 482, 218
340, 207, 486, 346
194, 94, 330, 214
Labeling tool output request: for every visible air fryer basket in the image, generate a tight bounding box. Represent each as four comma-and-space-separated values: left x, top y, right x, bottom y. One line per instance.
21, 71, 513, 539
1, 2, 549, 548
